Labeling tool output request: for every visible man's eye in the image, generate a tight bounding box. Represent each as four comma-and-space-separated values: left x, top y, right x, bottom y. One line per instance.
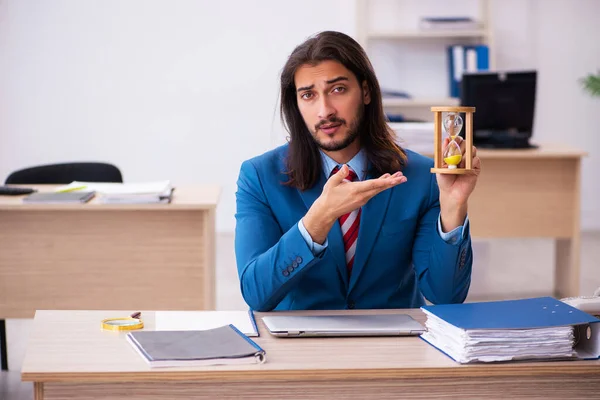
333, 86, 346, 93
301, 92, 313, 100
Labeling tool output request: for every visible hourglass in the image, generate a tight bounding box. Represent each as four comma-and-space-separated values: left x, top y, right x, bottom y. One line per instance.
430, 106, 476, 175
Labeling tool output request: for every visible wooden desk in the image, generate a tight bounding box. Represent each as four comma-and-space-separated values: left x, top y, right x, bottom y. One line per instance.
21, 309, 600, 400
0, 185, 220, 319
426, 144, 587, 298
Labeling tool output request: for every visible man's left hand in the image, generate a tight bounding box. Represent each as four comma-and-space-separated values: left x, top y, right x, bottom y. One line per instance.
436, 136, 481, 231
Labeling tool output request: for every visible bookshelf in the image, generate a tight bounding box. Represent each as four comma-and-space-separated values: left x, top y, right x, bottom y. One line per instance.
356, 0, 495, 121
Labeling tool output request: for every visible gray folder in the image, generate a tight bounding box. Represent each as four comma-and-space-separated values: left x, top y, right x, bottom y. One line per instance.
22, 191, 96, 204
127, 325, 266, 367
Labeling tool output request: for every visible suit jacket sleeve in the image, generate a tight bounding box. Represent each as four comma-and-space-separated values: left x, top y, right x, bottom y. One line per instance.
234, 160, 324, 311
411, 173, 473, 304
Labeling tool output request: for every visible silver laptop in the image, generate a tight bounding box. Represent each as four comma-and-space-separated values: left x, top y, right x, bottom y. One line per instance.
262, 314, 425, 337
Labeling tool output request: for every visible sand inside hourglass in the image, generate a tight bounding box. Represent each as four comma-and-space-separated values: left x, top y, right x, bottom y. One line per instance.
444, 136, 462, 167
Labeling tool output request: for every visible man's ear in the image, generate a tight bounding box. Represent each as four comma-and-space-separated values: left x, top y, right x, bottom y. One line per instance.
362, 80, 371, 105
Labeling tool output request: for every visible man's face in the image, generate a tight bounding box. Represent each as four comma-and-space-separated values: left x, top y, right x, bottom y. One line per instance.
294, 60, 371, 152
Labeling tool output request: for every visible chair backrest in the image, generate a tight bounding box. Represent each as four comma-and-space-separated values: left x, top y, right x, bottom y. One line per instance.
5, 162, 123, 184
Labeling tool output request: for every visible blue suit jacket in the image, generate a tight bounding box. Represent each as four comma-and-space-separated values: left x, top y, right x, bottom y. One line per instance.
235, 144, 472, 311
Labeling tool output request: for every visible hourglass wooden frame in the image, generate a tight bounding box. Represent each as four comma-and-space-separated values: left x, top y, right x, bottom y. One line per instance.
431, 106, 476, 175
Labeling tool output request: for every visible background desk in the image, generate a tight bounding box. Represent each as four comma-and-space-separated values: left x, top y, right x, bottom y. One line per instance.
0, 185, 220, 319
22, 309, 600, 400
425, 144, 587, 298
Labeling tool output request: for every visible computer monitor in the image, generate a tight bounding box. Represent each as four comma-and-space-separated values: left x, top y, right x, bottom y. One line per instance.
460, 71, 537, 149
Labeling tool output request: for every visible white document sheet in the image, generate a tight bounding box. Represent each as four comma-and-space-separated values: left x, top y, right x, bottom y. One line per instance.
154, 310, 258, 337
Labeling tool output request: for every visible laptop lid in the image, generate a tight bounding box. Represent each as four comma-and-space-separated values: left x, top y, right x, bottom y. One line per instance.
262, 314, 425, 337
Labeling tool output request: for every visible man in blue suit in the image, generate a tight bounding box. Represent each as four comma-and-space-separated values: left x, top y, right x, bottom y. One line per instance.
235, 31, 481, 311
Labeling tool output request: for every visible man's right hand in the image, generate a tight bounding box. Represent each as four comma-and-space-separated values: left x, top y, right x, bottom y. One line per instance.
302, 164, 407, 244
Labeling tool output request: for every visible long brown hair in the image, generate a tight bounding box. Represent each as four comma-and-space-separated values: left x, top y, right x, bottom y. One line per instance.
280, 31, 407, 191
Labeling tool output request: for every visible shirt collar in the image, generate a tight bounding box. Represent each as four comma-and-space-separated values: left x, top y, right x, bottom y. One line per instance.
320, 148, 368, 181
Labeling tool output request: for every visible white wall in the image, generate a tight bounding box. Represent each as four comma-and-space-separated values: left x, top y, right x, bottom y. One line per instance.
530, 0, 600, 231
0, 0, 598, 232
493, 0, 600, 231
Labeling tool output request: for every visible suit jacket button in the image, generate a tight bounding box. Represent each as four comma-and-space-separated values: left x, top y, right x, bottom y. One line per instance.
287, 265, 294, 273
348, 301, 356, 309
296, 256, 303, 264
292, 260, 298, 268
282, 270, 290, 277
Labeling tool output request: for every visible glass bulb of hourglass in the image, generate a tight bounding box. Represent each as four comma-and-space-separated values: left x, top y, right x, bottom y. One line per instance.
443, 112, 463, 139
443, 113, 463, 169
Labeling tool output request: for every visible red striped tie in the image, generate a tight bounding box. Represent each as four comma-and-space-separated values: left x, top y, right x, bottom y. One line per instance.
330, 166, 361, 275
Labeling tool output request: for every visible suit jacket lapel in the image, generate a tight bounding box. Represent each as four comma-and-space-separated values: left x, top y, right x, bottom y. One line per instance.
298, 174, 349, 289
348, 172, 393, 293
298, 173, 325, 212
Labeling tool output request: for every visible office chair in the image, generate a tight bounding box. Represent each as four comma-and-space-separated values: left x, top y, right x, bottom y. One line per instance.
5, 162, 123, 184
0, 161, 122, 370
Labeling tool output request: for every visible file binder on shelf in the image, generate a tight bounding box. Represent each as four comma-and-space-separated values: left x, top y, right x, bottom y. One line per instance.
420, 297, 600, 364
447, 44, 489, 98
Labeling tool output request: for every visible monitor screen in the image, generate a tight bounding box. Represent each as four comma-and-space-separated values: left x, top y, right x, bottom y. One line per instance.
460, 71, 537, 148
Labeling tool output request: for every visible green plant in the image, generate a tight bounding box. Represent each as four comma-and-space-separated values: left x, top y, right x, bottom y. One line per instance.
580, 71, 600, 97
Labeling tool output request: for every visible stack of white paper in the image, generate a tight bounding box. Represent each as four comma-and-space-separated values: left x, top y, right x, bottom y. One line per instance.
154, 310, 258, 337
55, 181, 174, 204
389, 122, 435, 155
419, 17, 483, 31
421, 310, 576, 364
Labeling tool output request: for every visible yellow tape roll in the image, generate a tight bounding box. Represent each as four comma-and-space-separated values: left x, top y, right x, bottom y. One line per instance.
101, 317, 144, 331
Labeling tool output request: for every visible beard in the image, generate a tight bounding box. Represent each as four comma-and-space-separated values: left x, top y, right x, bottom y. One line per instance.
311, 103, 364, 152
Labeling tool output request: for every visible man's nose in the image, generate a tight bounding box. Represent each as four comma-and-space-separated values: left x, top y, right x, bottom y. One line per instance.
317, 97, 335, 121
